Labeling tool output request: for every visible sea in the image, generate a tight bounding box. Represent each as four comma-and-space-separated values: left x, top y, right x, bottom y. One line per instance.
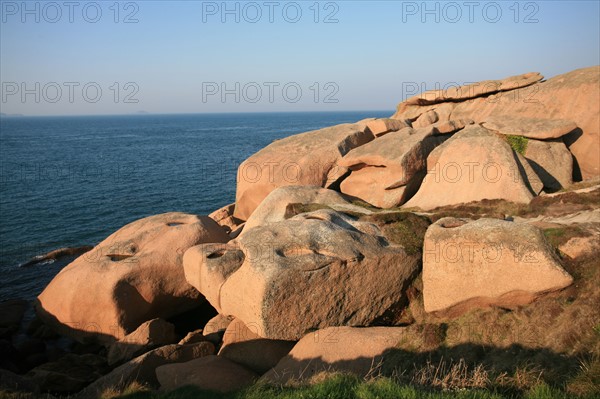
0, 111, 391, 301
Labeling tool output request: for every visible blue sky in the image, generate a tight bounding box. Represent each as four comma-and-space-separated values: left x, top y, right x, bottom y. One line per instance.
1, 0, 599, 115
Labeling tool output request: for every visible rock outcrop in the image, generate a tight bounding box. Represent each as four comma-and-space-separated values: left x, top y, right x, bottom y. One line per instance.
36, 213, 230, 343
422, 217, 573, 314
26, 66, 600, 396
185, 206, 420, 340
393, 67, 600, 180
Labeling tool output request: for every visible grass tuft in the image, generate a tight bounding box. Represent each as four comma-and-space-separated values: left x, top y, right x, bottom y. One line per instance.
505, 135, 529, 155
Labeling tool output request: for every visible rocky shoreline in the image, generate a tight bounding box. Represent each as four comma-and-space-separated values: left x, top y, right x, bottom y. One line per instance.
1, 66, 599, 398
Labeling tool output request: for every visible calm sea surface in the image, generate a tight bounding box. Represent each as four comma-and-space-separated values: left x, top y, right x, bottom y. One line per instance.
0, 111, 390, 301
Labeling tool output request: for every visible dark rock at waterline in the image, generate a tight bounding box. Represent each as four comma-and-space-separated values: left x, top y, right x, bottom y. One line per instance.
0, 299, 29, 339
19, 246, 93, 268
27, 353, 109, 394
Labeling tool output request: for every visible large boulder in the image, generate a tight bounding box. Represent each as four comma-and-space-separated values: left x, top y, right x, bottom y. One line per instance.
184, 209, 420, 340
36, 213, 230, 343
76, 342, 215, 398
338, 124, 468, 208
422, 217, 573, 314
524, 139, 573, 191
234, 122, 374, 220
261, 326, 407, 385
393, 67, 600, 180
156, 355, 258, 393
404, 126, 539, 210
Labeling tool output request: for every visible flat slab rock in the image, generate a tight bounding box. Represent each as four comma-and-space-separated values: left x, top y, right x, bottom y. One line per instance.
402, 72, 543, 106
483, 116, 577, 139
422, 217, 573, 314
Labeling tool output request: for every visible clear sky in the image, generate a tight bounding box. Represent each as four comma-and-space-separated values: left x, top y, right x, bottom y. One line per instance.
1, 0, 599, 115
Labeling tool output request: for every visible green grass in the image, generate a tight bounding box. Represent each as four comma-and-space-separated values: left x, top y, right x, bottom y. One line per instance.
505, 135, 528, 155
95, 374, 597, 399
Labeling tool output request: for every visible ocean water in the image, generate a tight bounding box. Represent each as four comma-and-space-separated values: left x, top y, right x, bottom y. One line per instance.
0, 111, 390, 301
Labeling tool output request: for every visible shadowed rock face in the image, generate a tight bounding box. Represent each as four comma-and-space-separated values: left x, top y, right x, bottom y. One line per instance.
107, 318, 178, 365
184, 207, 420, 341
422, 217, 573, 315
218, 318, 295, 374
524, 139, 573, 191
76, 342, 215, 398
233, 121, 375, 221
392, 66, 600, 180
403, 126, 539, 210
36, 212, 230, 343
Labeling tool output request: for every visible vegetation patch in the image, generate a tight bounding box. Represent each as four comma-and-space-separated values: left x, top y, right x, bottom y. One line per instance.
543, 226, 591, 250
350, 199, 380, 211
427, 189, 600, 220
505, 135, 529, 155
284, 203, 333, 218
89, 373, 590, 399
360, 212, 430, 255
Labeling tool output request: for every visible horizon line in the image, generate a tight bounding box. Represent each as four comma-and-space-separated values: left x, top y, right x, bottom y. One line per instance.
0, 109, 395, 118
